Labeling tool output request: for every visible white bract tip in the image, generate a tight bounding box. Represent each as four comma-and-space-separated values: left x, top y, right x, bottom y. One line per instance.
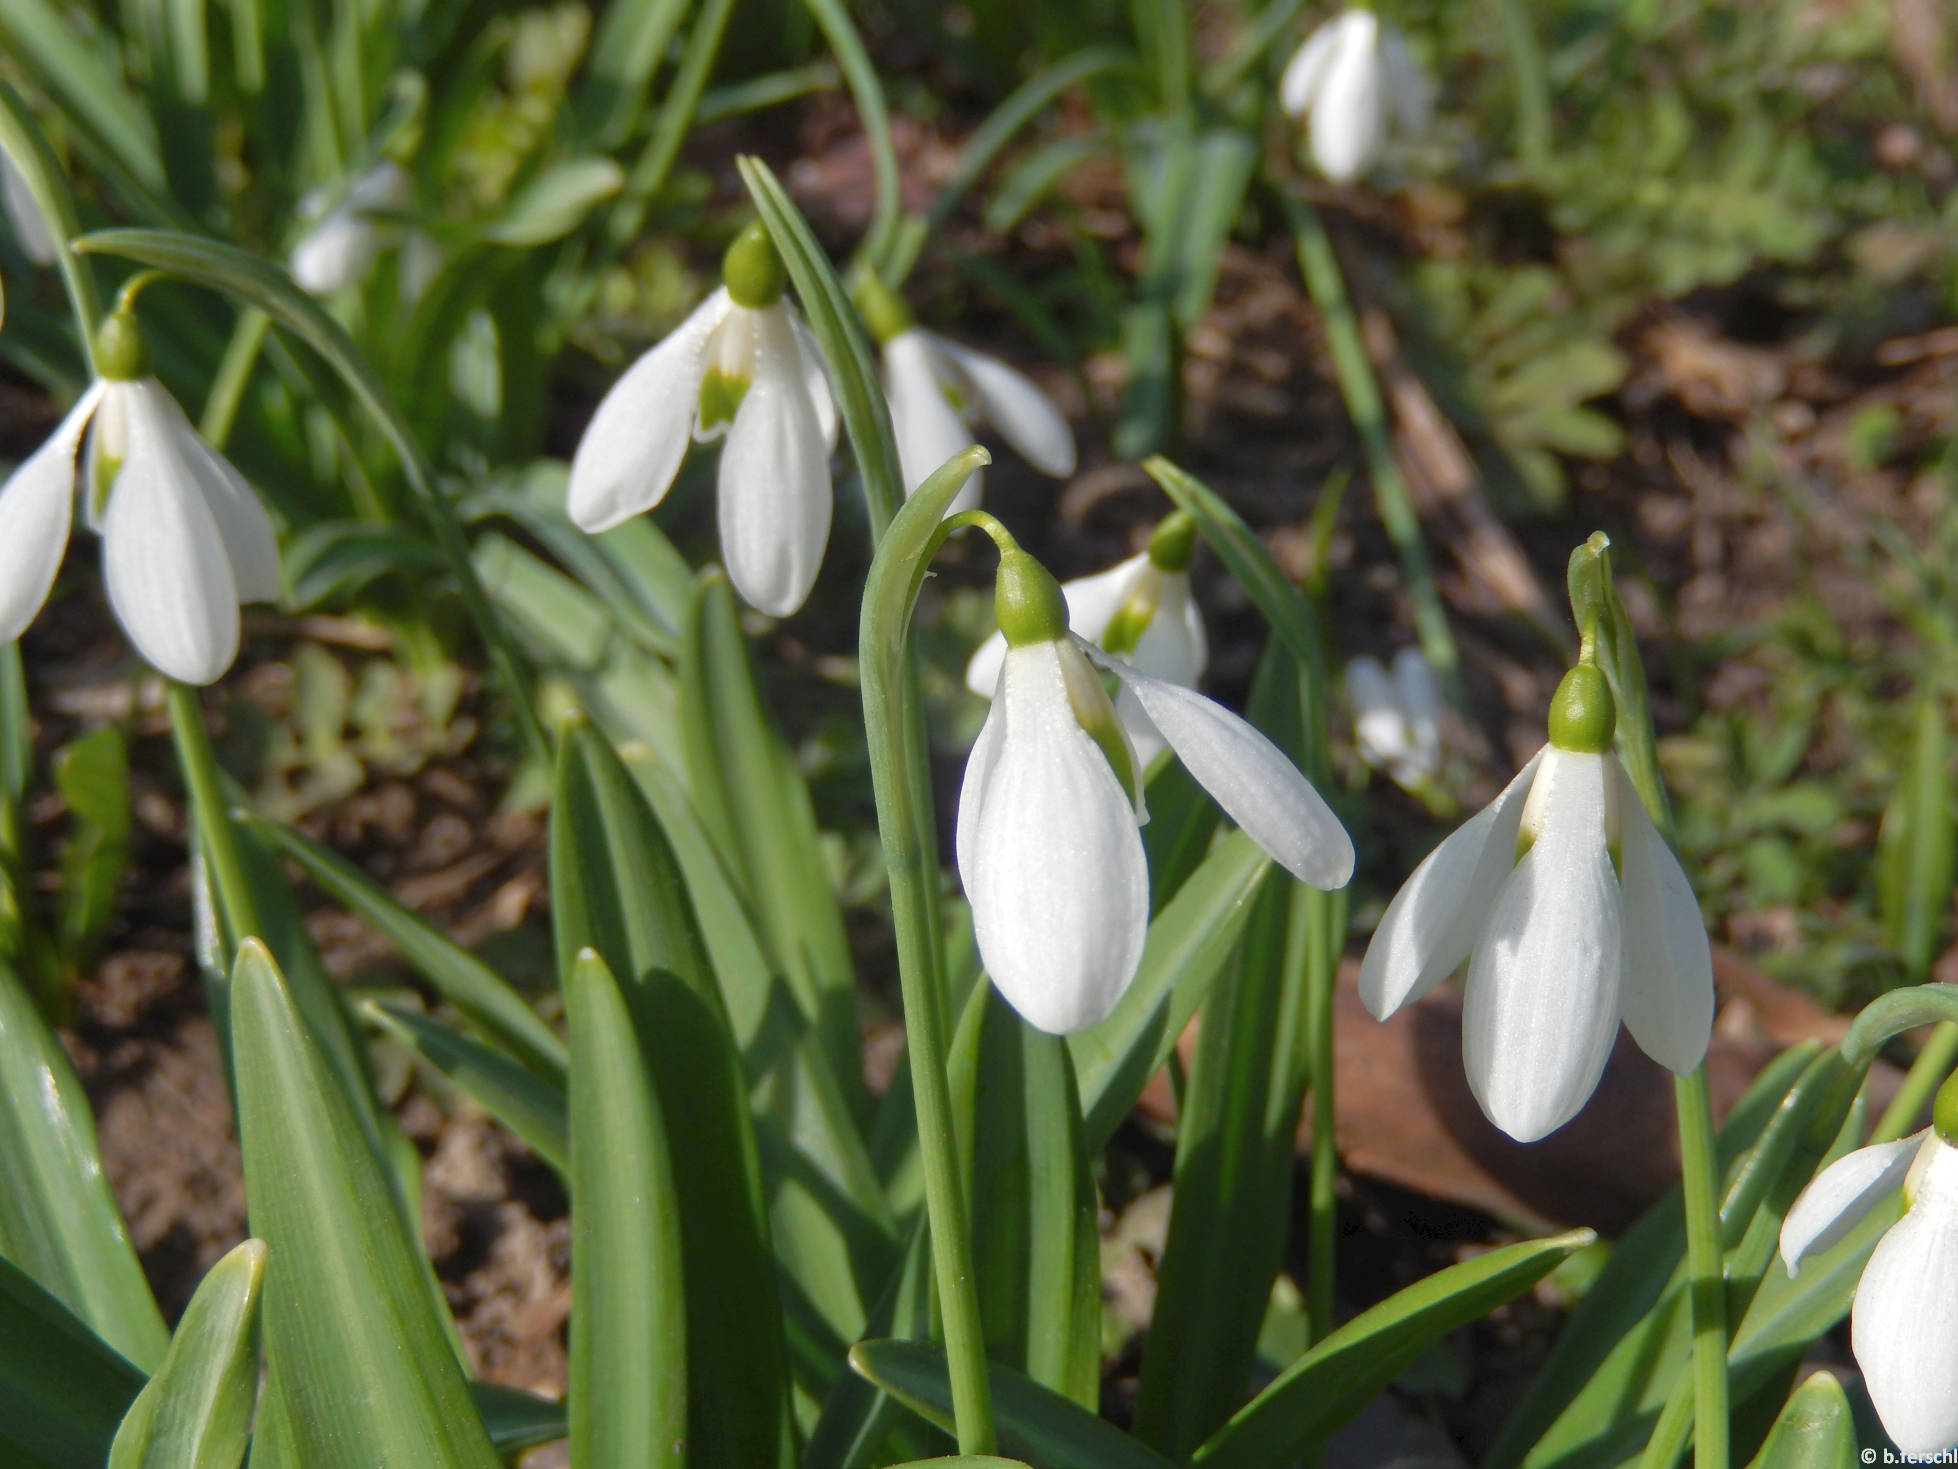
1278, 9, 1430, 183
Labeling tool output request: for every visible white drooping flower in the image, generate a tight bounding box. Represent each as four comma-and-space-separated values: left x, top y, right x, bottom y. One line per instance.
1781, 1126, 1958, 1458
959, 546, 1352, 1035
0, 311, 280, 685
566, 223, 838, 617
965, 512, 1205, 766
1358, 664, 1713, 1142
1347, 647, 1441, 789
290, 160, 414, 296
1, 150, 56, 266
1278, 9, 1432, 184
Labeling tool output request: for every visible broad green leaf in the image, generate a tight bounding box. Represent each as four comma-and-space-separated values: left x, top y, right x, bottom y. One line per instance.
850, 1340, 1181, 1469
0, 643, 27, 808
363, 1002, 568, 1175
1743, 1372, 1858, 1469
230, 941, 498, 1469
566, 948, 686, 1468
0, 954, 167, 1368
109, 1238, 265, 1469
0, 1253, 145, 1468
281, 523, 448, 608
801, 1217, 940, 1469
573, 0, 688, 147
480, 157, 624, 246
247, 814, 564, 1082
1193, 1231, 1597, 1469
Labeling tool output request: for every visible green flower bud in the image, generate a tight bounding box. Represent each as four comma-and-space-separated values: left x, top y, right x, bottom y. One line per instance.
94, 309, 149, 382
1936, 1070, 1958, 1148
722, 222, 786, 309
1147, 510, 1198, 572
853, 271, 914, 345
995, 548, 1069, 647
1547, 663, 1615, 754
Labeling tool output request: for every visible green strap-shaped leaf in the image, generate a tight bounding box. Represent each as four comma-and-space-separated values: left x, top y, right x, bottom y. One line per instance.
1876, 695, 1954, 977
231, 941, 498, 1468
0, 1253, 145, 1468
0, 1, 162, 192
850, 1340, 1181, 1469
0, 955, 167, 1368
1192, 1231, 1597, 1469
572, 0, 688, 147
1742, 1372, 1858, 1469
567, 948, 687, 1468
479, 157, 624, 246
109, 1238, 265, 1469
469, 1381, 566, 1457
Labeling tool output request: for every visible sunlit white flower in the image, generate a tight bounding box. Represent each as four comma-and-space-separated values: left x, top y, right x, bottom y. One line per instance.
966, 513, 1204, 766
1278, 9, 1431, 184
0, 314, 279, 684
1358, 665, 1713, 1142
1781, 1128, 1958, 1458
959, 548, 1352, 1034
566, 223, 838, 617
1347, 648, 1441, 789
290, 161, 413, 296
1, 151, 56, 266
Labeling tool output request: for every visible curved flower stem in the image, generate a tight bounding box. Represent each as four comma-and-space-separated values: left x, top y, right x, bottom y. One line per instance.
1875, 1022, 1958, 1143
165, 681, 266, 953
1302, 884, 1345, 1342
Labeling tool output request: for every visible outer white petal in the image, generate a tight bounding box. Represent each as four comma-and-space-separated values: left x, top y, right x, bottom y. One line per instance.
1853, 1142, 1958, 1457
965, 553, 1152, 700
291, 213, 380, 295
1615, 762, 1714, 1075
715, 305, 832, 617
119, 382, 280, 603
1131, 571, 1206, 687
885, 330, 982, 512
1357, 749, 1543, 1018
1088, 642, 1354, 890
566, 289, 729, 532
1461, 749, 1622, 1143
959, 642, 1149, 1034
0, 383, 98, 642
931, 334, 1075, 477
102, 389, 244, 684
1, 150, 57, 265
1779, 1135, 1922, 1277
1278, 14, 1348, 117
788, 309, 839, 450
1378, 25, 1434, 137
1309, 12, 1387, 183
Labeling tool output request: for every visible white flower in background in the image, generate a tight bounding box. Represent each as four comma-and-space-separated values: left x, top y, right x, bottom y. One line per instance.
0, 308, 280, 684
966, 511, 1205, 766
1347, 647, 1441, 789
859, 274, 1074, 515
1781, 1118, 1958, 1458
1, 150, 56, 266
1279, 9, 1432, 183
1358, 664, 1713, 1142
959, 545, 1352, 1034
566, 223, 838, 617
290, 160, 413, 296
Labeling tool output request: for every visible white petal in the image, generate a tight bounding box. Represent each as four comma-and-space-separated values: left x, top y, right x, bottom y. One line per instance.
788, 309, 840, 450
1615, 762, 1713, 1075
1854, 1161, 1958, 1457
1278, 15, 1347, 117
931, 334, 1075, 477
1, 150, 57, 265
1129, 570, 1206, 687
1379, 26, 1434, 137
1779, 1135, 1923, 1277
0, 383, 97, 642
716, 305, 831, 616
566, 290, 729, 532
1391, 646, 1441, 779
1461, 749, 1621, 1143
1087, 642, 1353, 890
291, 213, 381, 295
1061, 553, 1153, 645
959, 642, 1149, 1034
885, 330, 982, 512
955, 662, 1011, 882
1348, 654, 1411, 771
102, 390, 245, 684
121, 382, 280, 603
1309, 13, 1388, 183
965, 631, 1009, 702
1358, 750, 1543, 1018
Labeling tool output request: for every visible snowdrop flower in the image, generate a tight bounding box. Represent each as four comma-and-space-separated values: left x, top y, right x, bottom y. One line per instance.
1358, 663, 1713, 1142
1, 150, 56, 266
566, 223, 838, 616
959, 541, 1352, 1034
1279, 9, 1431, 184
858, 274, 1074, 515
1781, 1091, 1958, 1459
0, 307, 280, 683
290, 160, 413, 296
965, 511, 1205, 766
1347, 648, 1441, 789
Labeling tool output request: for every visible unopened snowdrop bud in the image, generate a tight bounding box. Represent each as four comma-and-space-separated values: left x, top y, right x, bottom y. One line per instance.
1359, 655, 1712, 1142
960, 538, 1351, 1035
1348, 647, 1441, 791
566, 222, 838, 616
1279, 9, 1432, 184
290, 160, 413, 296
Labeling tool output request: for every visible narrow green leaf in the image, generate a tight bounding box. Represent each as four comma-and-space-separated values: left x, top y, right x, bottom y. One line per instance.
469, 1381, 565, 1457
246, 814, 564, 1082
481, 157, 624, 246
0, 954, 167, 1368
0, 2, 162, 191
230, 941, 499, 1469
887, 1459, 1031, 1468
567, 948, 686, 1468
798, 0, 902, 271
851, 1340, 1181, 1469
363, 1002, 568, 1175
1193, 1231, 1597, 1469
109, 1238, 265, 1469
1742, 1372, 1858, 1469
52, 725, 131, 965
573, 0, 688, 148
0, 78, 104, 360
0, 643, 27, 807
1875, 695, 1953, 977
0, 1253, 145, 1469
1844, 984, 1958, 1064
